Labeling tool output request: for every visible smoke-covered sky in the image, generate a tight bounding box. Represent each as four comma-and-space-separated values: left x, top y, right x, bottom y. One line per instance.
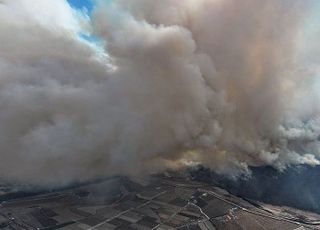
0, 0, 319, 186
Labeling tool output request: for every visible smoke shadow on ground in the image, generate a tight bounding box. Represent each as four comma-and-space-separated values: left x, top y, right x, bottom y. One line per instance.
189, 165, 320, 214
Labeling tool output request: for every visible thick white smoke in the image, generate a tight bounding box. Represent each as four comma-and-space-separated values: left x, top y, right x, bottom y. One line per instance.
0, 0, 319, 186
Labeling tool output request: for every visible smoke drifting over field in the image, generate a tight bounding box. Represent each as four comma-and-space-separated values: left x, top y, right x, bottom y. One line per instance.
0, 0, 319, 185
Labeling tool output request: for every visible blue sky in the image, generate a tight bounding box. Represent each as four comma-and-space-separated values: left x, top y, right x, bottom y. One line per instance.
67, 0, 103, 46
67, 0, 94, 13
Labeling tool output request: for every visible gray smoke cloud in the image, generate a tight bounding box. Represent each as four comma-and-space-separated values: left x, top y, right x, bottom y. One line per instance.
0, 0, 319, 186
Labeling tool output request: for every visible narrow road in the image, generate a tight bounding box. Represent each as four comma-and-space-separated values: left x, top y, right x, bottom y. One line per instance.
89, 190, 167, 230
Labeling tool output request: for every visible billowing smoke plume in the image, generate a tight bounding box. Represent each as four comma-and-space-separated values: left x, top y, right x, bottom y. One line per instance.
0, 0, 319, 185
